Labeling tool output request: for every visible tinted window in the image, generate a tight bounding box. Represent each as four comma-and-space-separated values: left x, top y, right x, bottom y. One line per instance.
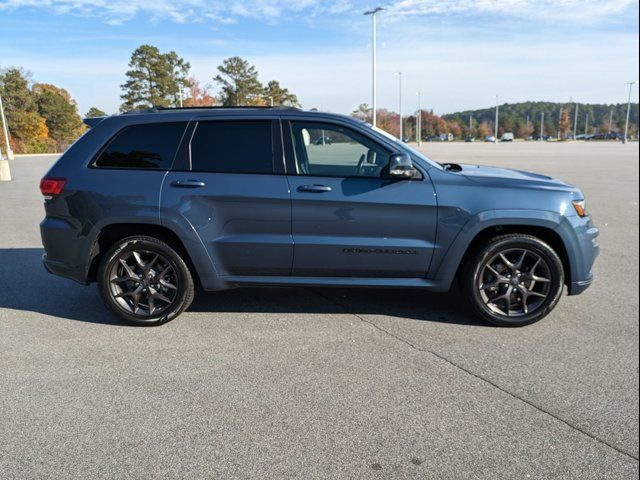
95, 122, 186, 169
290, 121, 389, 178
190, 121, 273, 174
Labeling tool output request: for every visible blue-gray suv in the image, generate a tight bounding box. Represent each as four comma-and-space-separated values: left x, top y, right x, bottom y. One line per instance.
39, 107, 599, 327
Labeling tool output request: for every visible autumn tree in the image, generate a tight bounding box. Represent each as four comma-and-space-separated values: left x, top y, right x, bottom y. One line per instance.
351, 103, 372, 123
213, 57, 264, 106
183, 77, 215, 107
478, 121, 492, 138
33, 83, 84, 149
557, 108, 572, 139
120, 45, 190, 111
85, 107, 107, 118
0, 67, 50, 153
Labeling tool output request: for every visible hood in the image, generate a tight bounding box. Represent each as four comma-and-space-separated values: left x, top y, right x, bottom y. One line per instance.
457, 164, 578, 193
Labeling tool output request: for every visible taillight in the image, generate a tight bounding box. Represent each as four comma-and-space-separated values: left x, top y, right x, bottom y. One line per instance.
40, 177, 67, 196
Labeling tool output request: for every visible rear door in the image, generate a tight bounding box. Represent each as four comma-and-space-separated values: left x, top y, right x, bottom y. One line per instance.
283, 119, 438, 278
161, 117, 292, 277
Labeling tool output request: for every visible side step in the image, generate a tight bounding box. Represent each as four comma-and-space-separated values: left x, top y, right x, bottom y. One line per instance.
222, 275, 443, 290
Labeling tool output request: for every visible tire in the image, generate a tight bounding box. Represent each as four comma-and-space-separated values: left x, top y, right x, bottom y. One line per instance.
461, 234, 564, 327
98, 235, 195, 326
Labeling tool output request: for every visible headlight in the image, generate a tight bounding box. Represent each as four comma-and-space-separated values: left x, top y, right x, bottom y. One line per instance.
572, 199, 587, 217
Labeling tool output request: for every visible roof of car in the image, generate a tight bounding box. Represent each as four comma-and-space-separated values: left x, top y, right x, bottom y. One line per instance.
84, 106, 360, 128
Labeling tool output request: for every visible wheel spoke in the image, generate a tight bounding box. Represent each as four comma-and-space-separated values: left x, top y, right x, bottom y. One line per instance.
514, 250, 527, 269
159, 279, 177, 290
111, 276, 140, 285
132, 251, 146, 269
499, 253, 514, 269
118, 258, 137, 278
145, 255, 159, 274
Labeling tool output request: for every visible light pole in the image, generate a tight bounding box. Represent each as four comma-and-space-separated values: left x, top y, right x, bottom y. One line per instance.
364, 7, 384, 127
395, 71, 402, 140
0, 95, 13, 160
494, 94, 499, 143
416, 91, 422, 145
540, 111, 544, 141
609, 110, 613, 134
573, 102, 579, 140
623, 81, 637, 144
557, 107, 563, 140
585, 113, 589, 136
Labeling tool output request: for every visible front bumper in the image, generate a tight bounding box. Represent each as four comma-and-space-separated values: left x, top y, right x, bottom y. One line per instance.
564, 216, 599, 296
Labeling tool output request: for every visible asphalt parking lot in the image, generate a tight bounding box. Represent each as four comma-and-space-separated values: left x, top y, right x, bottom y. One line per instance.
1, 142, 638, 479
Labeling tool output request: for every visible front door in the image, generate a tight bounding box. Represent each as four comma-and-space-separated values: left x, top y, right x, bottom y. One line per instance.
284, 120, 437, 278
161, 118, 292, 277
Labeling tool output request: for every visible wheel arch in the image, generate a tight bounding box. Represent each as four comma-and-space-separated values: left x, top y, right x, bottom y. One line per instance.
454, 225, 571, 287
86, 223, 202, 287
431, 210, 573, 289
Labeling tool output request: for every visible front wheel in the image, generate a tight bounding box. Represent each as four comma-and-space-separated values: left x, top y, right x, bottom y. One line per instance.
461, 234, 565, 327
98, 236, 195, 326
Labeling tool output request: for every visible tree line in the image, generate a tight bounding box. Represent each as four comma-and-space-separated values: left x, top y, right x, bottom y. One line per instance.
119, 45, 299, 111
352, 101, 638, 140
0, 45, 300, 153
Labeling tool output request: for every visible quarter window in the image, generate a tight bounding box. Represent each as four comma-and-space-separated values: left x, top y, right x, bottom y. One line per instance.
289, 121, 390, 178
95, 122, 186, 169
190, 121, 274, 174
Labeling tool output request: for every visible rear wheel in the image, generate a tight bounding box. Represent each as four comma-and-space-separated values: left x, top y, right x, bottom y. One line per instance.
461, 234, 564, 327
98, 236, 194, 326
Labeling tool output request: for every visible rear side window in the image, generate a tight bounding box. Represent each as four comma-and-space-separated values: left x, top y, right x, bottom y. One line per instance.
95, 122, 186, 169
190, 121, 273, 174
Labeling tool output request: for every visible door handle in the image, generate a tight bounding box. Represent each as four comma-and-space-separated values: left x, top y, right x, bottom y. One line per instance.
171, 180, 206, 188
298, 184, 332, 193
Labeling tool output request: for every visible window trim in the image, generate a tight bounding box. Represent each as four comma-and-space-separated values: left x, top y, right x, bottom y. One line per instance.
90, 121, 189, 171
185, 118, 283, 175
283, 119, 423, 181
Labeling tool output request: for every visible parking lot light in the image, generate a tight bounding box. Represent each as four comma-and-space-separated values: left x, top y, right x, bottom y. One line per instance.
395, 71, 402, 140
0, 95, 14, 161
364, 7, 384, 127
494, 95, 499, 143
624, 81, 637, 144
0, 143, 11, 181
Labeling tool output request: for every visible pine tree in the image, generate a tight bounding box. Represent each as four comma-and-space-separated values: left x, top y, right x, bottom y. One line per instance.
120, 45, 190, 112
213, 57, 264, 106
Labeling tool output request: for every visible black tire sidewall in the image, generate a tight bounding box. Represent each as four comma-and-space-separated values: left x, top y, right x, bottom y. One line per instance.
98, 236, 194, 326
464, 235, 564, 327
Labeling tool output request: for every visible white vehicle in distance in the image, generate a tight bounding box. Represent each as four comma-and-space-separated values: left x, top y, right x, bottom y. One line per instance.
501, 132, 514, 142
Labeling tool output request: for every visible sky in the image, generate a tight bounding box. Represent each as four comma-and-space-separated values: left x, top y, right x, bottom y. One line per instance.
0, 0, 638, 117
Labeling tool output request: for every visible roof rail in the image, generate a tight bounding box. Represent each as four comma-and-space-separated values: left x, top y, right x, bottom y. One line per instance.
121, 105, 301, 114
154, 105, 300, 111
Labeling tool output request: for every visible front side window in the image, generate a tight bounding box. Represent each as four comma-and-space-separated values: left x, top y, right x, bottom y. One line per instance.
95, 122, 186, 169
289, 121, 390, 178
190, 121, 273, 174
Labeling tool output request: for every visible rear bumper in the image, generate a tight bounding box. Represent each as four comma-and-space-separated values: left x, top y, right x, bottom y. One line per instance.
42, 253, 87, 285
40, 217, 92, 285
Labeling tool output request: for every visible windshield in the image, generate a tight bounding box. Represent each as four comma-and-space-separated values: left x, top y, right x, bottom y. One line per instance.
370, 126, 443, 170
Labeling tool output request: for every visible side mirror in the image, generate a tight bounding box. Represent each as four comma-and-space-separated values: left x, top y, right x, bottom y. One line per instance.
388, 153, 416, 178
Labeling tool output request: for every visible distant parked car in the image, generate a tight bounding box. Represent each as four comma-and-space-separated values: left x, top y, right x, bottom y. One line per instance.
500, 132, 514, 142
530, 134, 552, 141
439, 133, 454, 142
465, 135, 475, 142
484, 135, 496, 142
424, 135, 440, 142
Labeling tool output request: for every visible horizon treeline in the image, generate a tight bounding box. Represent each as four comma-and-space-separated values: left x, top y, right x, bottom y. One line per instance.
1, 44, 638, 153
